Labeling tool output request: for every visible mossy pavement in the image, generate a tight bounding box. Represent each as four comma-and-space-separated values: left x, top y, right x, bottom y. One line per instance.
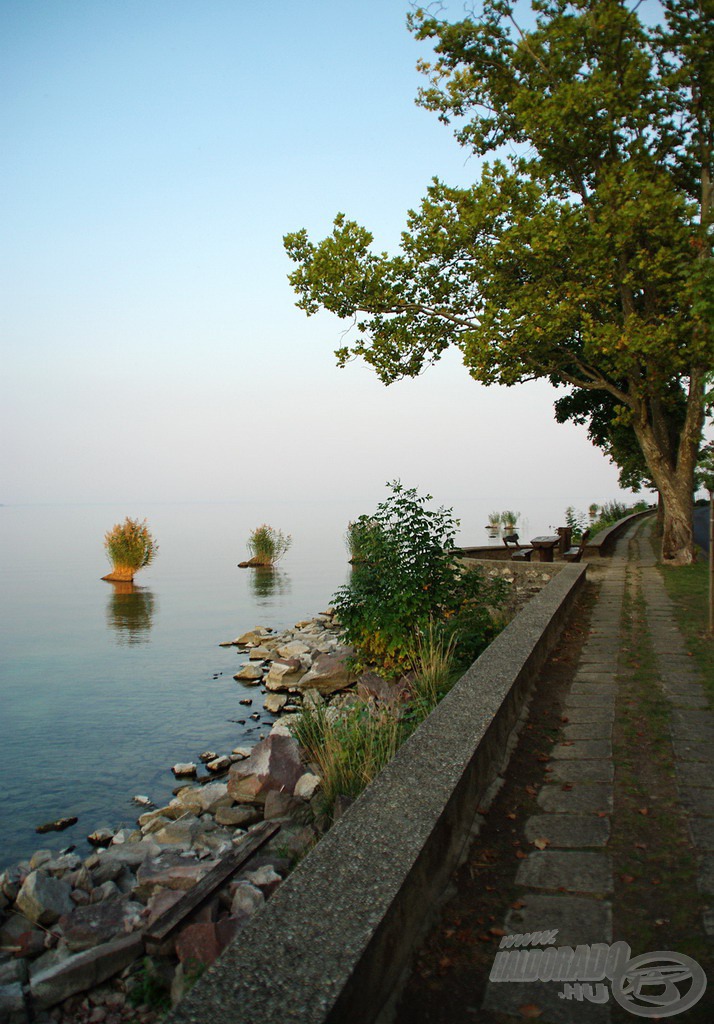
396, 518, 713, 1024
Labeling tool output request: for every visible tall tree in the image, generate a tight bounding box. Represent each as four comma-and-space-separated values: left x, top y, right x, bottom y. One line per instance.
284, 0, 713, 564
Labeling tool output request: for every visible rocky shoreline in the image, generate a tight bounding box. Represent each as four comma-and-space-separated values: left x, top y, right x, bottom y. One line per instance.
0, 565, 559, 1024
0, 609, 366, 1024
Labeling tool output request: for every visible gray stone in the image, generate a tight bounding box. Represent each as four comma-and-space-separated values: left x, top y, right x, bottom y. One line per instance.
678, 787, 714, 815
565, 693, 616, 709
0, 982, 27, 1024
30, 932, 144, 1010
537, 783, 612, 814
15, 871, 73, 926
569, 683, 617, 697
670, 723, 714, 744
60, 898, 144, 952
263, 693, 288, 713
675, 763, 714, 789
264, 658, 306, 691
294, 773, 321, 801
560, 707, 615, 725
525, 814, 610, 848
547, 760, 613, 784
696, 854, 714, 895
215, 805, 262, 828
484, 895, 612, 1023
227, 732, 304, 804
668, 693, 710, 708
672, 739, 714, 762
551, 740, 612, 760
230, 882, 265, 918
561, 720, 613, 740
133, 852, 216, 898
233, 663, 264, 682
291, 650, 357, 695
515, 851, 613, 893
689, 818, 714, 850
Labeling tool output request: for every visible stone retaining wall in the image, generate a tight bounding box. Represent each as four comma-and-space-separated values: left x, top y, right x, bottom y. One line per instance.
462, 557, 563, 617
168, 563, 587, 1024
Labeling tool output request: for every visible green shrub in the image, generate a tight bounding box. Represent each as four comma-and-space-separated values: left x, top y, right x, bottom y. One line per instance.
331, 482, 505, 676
247, 524, 292, 565
103, 517, 158, 581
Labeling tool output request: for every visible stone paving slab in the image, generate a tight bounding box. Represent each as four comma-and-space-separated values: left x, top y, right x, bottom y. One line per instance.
689, 819, 714, 850
525, 814, 610, 848
551, 740, 612, 760
547, 760, 613, 783
564, 693, 616, 709
561, 721, 613, 741
561, 707, 615, 725
678, 787, 714, 815
667, 712, 712, 729
696, 855, 714, 895
669, 724, 714, 745
537, 783, 612, 814
573, 671, 618, 684
570, 683, 618, 697
675, 763, 714, 789
667, 694, 711, 709
515, 851, 613, 893
671, 739, 714, 762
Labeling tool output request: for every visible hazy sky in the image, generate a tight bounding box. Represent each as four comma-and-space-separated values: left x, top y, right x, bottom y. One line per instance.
2, 0, 662, 511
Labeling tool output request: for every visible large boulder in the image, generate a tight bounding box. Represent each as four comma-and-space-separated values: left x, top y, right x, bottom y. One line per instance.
15, 871, 73, 926
174, 919, 241, 967
133, 853, 216, 900
292, 649, 357, 695
264, 658, 306, 692
227, 733, 304, 805
60, 897, 144, 952
356, 671, 408, 705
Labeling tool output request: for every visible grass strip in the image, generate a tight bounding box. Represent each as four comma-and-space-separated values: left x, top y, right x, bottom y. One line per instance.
658, 553, 713, 704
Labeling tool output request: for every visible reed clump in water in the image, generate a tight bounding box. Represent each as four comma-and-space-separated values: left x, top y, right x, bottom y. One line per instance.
102, 517, 158, 582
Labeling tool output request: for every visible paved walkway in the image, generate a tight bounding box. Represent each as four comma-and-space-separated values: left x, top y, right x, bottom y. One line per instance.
398, 518, 713, 1023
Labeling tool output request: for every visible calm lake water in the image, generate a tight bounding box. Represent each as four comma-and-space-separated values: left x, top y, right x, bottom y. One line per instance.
0, 498, 556, 870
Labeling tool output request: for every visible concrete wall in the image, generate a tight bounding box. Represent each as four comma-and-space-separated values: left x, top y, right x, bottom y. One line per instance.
584, 509, 654, 557
168, 563, 587, 1024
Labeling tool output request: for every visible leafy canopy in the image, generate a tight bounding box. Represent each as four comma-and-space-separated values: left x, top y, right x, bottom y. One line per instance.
284, 0, 713, 562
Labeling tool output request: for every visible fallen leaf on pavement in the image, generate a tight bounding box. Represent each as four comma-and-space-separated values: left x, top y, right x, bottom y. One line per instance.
519, 1004, 543, 1018
533, 838, 550, 850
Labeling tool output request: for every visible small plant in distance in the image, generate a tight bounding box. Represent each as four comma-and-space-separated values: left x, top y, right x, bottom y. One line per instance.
102, 517, 158, 582
345, 517, 382, 563
501, 510, 519, 532
241, 524, 291, 567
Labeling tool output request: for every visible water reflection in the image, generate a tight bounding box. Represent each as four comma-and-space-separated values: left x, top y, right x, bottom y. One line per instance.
249, 568, 291, 604
105, 582, 155, 645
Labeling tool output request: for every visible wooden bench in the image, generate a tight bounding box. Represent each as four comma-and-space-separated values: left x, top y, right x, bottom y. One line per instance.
564, 529, 591, 562
503, 533, 533, 561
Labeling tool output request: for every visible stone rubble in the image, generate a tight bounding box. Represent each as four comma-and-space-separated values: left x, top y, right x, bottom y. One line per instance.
0, 610, 356, 1024
0, 572, 552, 1024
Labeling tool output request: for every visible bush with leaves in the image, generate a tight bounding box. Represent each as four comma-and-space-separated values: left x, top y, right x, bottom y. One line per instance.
332, 482, 505, 676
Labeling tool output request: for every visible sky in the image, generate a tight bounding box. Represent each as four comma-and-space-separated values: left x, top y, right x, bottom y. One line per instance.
1, 0, 666, 512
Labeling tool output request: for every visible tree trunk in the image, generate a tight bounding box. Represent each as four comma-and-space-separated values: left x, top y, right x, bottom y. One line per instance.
634, 424, 697, 566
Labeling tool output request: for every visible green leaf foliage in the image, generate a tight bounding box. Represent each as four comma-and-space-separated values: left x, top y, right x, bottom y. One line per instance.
331, 482, 505, 675
285, 0, 714, 561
